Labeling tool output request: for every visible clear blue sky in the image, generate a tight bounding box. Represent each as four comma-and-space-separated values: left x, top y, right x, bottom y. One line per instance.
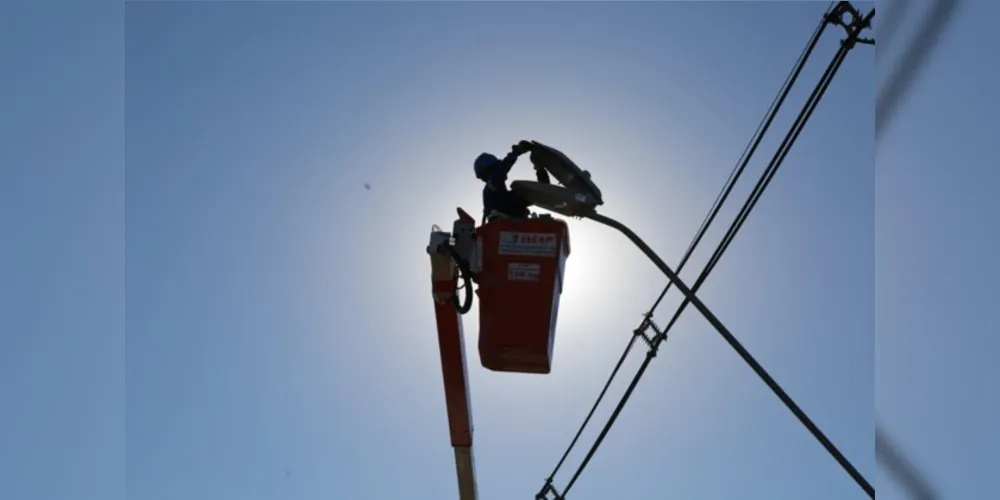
0, 1, 996, 500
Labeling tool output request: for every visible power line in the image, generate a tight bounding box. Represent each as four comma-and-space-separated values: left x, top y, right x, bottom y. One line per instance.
875, 1, 961, 498
537, 3, 875, 499
877, 426, 939, 500
539, 4, 835, 493
876, 0, 957, 140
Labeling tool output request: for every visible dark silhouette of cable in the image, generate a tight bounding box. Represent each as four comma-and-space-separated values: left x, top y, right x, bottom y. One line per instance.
564, 38, 869, 500
540, 335, 638, 498
537, 7, 836, 496
877, 0, 910, 60
876, 0, 957, 140
874, 1, 961, 498
550, 4, 875, 499
644, 0, 838, 318
876, 425, 939, 500
620, 11, 874, 494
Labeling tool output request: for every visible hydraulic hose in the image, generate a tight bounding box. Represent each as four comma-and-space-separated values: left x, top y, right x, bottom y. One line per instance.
444, 244, 475, 314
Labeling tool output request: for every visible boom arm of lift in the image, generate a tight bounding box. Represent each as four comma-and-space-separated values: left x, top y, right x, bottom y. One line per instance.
427, 208, 480, 500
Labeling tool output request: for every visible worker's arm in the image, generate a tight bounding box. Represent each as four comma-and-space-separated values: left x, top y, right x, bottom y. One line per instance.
494, 151, 519, 176
486, 142, 531, 187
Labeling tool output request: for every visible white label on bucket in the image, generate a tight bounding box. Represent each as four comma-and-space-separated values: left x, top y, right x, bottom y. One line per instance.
498, 232, 557, 257
508, 263, 541, 282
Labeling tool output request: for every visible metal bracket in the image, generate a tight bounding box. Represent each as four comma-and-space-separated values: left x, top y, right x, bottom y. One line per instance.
635, 313, 666, 356
827, 1, 876, 47
536, 481, 564, 500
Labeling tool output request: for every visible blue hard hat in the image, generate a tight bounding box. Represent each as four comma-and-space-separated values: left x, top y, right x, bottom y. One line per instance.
474, 153, 499, 180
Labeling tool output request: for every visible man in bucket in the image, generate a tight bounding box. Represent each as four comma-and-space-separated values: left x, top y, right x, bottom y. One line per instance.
473, 140, 550, 224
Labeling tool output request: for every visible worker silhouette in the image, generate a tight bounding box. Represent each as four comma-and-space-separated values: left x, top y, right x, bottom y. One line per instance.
474, 140, 550, 224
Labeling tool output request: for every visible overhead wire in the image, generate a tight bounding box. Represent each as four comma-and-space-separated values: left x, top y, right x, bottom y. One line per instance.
539, 3, 875, 499
643, 0, 841, 318
875, 0, 956, 140
539, 5, 834, 494
875, 1, 958, 497
562, 14, 856, 498
590, 10, 873, 495
876, 427, 938, 500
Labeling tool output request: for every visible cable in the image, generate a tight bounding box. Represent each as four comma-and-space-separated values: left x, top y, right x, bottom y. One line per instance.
877, 0, 909, 60
443, 244, 475, 314
541, 2, 837, 490
539, 5, 835, 491
567, 41, 859, 497
876, 0, 955, 140
543, 335, 639, 489
618, 24, 869, 495
545, 3, 875, 499
876, 425, 938, 500
574, 23, 867, 500
646, 0, 837, 316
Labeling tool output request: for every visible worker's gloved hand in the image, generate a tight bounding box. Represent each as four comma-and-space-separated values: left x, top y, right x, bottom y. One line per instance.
512, 140, 532, 155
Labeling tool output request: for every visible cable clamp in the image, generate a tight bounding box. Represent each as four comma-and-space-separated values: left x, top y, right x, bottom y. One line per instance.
536, 482, 565, 500
635, 313, 665, 353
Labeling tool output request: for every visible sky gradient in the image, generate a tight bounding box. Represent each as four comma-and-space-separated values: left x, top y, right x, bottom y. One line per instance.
124, 3, 874, 499
3, 1, 996, 500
